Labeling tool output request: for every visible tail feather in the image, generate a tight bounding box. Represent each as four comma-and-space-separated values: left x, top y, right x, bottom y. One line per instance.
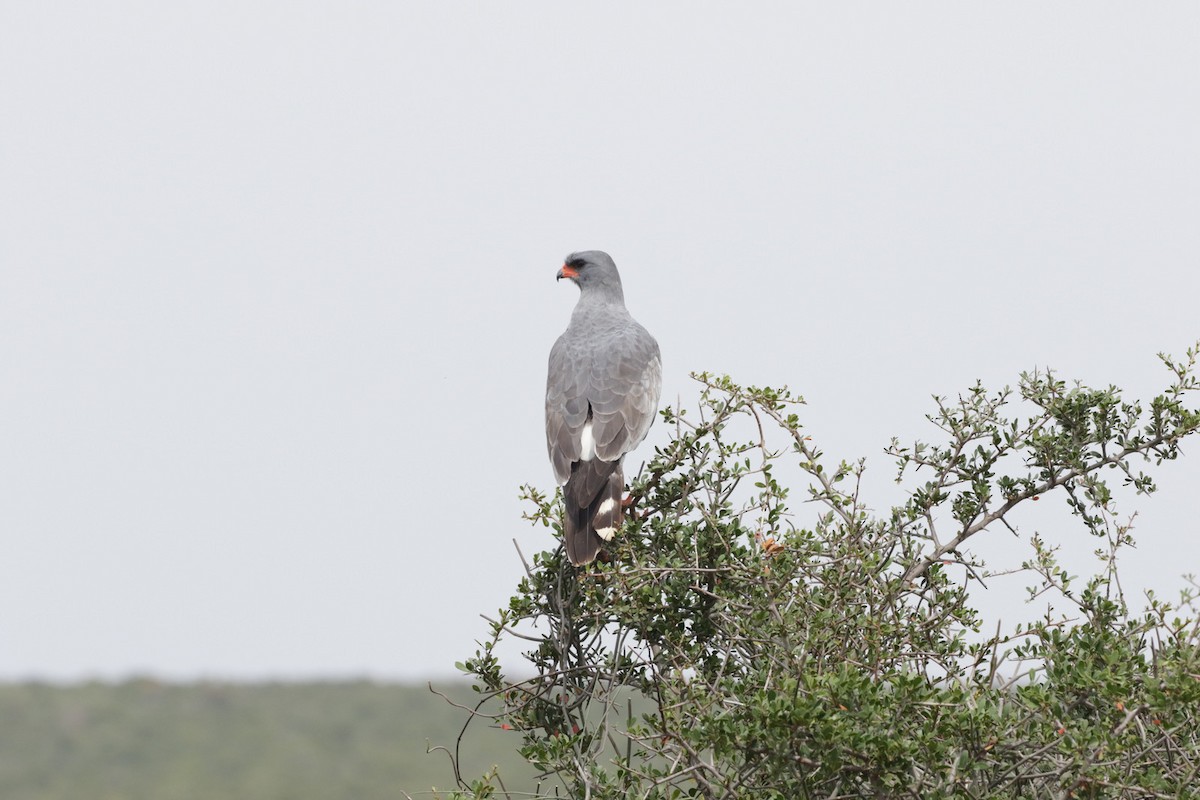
563, 462, 625, 565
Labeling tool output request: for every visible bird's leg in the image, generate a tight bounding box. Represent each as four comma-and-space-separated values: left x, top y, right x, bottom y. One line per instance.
621, 492, 648, 521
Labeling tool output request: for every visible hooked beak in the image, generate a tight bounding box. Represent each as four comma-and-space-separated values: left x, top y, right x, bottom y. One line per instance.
557, 263, 579, 281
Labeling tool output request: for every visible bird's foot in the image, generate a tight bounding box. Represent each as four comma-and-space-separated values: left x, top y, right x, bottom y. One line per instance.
621, 492, 650, 521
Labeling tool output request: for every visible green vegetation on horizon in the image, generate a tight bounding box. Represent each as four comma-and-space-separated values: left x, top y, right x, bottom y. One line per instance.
0, 680, 534, 800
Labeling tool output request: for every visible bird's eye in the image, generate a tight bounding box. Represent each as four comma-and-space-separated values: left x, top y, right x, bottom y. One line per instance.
567, 258, 586, 269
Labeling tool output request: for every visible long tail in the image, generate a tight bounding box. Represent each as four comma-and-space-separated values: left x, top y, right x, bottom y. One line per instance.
563, 462, 624, 566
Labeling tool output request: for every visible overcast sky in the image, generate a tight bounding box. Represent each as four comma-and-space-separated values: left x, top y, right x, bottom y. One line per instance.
2, 3, 1198, 681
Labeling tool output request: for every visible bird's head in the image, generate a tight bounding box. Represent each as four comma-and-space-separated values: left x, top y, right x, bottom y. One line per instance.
556, 250, 624, 299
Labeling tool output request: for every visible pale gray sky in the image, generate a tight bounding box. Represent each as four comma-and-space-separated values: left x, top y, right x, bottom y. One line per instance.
2, 3, 1198, 681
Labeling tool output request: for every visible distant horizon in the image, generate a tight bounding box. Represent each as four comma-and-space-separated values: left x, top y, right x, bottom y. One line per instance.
0, 671, 472, 685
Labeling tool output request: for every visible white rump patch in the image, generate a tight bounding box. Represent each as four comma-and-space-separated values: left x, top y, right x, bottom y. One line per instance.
579, 421, 595, 461
596, 497, 617, 515
595, 526, 617, 541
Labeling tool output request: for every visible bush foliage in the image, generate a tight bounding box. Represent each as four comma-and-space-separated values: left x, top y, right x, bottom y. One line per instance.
449, 346, 1200, 799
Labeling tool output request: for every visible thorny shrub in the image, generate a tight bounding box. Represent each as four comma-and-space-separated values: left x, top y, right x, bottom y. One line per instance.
439, 345, 1200, 799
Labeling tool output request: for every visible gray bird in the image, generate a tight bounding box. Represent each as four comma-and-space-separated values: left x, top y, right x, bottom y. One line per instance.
546, 251, 662, 565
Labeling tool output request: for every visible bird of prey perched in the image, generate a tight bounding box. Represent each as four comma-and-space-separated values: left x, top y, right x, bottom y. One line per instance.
546, 251, 662, 565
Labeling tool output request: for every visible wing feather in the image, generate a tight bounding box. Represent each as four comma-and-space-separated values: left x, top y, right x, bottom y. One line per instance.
594, 324, 661, 463
547, 316, 661, 482
545, 334, 586, 485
